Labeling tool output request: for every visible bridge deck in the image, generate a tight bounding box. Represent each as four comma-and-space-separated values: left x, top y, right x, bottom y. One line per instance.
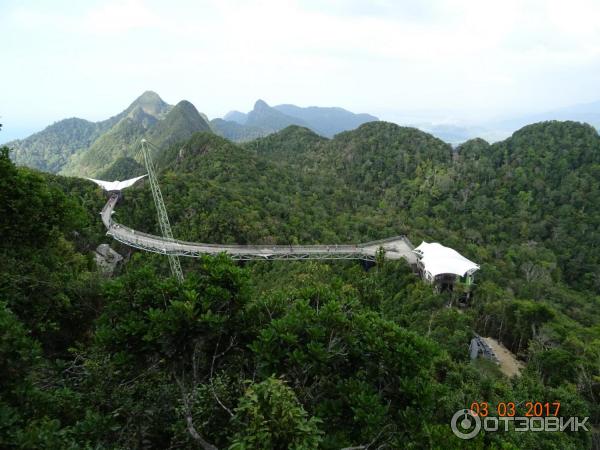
101, 194, 416, 263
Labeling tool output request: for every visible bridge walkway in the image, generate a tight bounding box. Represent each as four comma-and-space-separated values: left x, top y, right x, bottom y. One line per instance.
101, 193, 416, 263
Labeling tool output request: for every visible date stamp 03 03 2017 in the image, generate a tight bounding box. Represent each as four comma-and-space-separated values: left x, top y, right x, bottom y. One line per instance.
450, 401, 590, 440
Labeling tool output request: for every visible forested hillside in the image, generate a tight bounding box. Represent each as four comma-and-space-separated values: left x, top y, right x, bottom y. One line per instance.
61, 99, 210, 177
5, 93, 378, 173
5, 92, 213, 178
5, 91, 171, 174
7, 117, 108, 173
1, 120, 598, 449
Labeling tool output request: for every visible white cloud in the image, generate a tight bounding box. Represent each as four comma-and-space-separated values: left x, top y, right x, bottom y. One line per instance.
2, 0, 600, 134
83, 0, 161, 33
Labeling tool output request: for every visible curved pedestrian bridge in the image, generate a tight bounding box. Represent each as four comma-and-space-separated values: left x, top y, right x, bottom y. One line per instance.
101, 193, 417, 263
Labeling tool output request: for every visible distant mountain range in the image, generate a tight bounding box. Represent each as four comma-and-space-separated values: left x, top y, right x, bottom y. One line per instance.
6, 91, 210, 176
5, 91, 600, 175
211, 99, 378, 141
4, 92, 378, 175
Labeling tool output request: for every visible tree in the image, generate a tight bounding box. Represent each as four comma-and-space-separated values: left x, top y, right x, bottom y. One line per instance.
228, 377, 323, 450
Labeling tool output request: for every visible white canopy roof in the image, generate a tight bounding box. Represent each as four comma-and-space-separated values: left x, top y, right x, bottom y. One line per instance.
413, 241, 479, 278
87, 174, 147, 192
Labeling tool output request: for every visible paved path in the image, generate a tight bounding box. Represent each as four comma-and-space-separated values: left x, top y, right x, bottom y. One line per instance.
101, 193, 417, 263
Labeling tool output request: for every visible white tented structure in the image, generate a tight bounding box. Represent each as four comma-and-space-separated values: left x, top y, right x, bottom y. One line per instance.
413, 242, 479, 294
87, 174, 147, 192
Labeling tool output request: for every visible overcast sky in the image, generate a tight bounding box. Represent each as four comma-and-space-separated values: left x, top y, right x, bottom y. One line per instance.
2, 0, 600, 141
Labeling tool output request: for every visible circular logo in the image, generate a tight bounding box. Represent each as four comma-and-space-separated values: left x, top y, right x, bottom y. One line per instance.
451, 409, 481, 440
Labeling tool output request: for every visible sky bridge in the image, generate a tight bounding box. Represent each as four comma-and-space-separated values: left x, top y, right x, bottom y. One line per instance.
90, 139, 423, 282
93, 168, 478, 293
101, 192, 417, 264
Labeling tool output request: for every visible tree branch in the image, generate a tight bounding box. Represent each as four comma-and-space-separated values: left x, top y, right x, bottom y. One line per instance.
209, 336, 236, 418
175, 374, 219, 450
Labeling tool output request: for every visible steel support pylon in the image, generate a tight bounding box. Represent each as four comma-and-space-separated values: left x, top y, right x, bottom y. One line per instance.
140, 139, 184, 283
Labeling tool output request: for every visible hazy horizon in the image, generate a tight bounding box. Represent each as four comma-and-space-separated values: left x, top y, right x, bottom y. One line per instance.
2, 0, 600, 142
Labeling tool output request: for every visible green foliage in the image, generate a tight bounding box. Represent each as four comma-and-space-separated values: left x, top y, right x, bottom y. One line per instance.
147, 100, 211, 152
228, 377, 323, 450
0, 147, 101, 354
3, 92, 170, 174
59, 93, 210, 177
1, 119, 599, 448
97, 156, 146, 180
1, 147, 75, 246
0, 302, 41, 401
6, 118, 106, 173
0, 148, 106, 447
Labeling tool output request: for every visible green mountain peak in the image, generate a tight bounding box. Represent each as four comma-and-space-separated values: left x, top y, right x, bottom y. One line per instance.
60, 96, 212, 177
145, 100, 211, 153
126, 90, 170, 118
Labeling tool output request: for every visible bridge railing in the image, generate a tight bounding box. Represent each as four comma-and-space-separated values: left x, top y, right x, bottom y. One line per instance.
101, 193, 412, 261
358, 235, 413, 248
111, 221, 366, 254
